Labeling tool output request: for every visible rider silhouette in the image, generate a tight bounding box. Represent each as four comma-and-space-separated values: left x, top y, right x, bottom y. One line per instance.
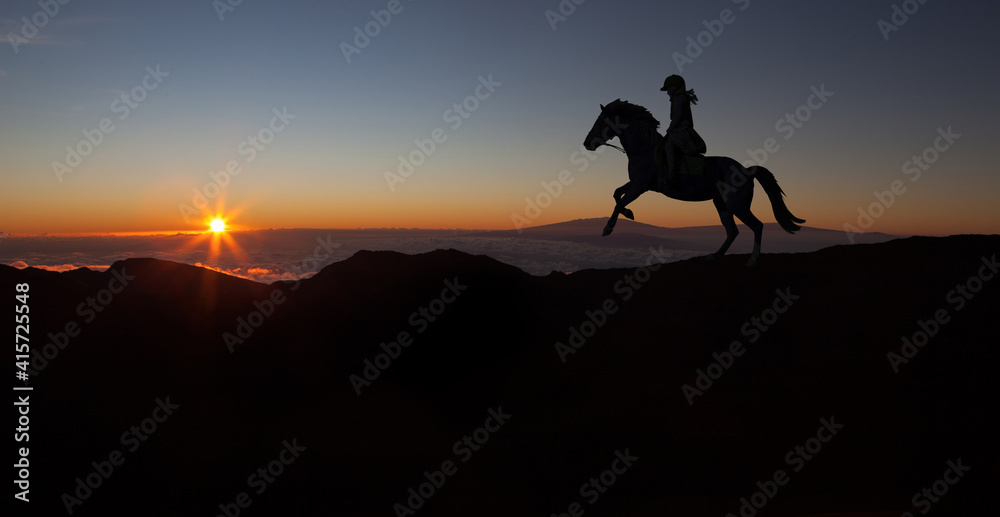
658, 75, 704, 189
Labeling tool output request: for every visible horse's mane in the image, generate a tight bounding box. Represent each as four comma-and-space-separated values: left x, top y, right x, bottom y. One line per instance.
607, 99, 660, 130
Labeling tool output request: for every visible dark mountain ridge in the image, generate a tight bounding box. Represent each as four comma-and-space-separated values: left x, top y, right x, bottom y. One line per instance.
4, 235, 998, 516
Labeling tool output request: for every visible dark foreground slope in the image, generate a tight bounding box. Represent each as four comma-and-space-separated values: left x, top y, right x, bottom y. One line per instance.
4, 236, 999, 516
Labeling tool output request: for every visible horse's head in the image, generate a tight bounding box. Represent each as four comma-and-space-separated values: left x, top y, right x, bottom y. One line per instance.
583, 99, 627, 152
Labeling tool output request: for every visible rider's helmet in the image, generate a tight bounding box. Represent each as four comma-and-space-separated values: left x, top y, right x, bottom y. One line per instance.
660, 75, 686, 92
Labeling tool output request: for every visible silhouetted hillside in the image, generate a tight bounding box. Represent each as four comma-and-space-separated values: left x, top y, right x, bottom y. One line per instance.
4, 236, 998, 516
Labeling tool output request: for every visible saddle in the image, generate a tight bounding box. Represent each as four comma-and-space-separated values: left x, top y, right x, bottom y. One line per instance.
654, 129, 707, 176
679, 154, 706, 176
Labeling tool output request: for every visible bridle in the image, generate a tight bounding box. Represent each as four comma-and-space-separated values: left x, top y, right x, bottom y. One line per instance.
592, 108, 626, 153
593, 109, 654, 155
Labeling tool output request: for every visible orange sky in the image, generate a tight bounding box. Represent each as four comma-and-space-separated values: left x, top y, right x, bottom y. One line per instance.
2, 183, 987, 237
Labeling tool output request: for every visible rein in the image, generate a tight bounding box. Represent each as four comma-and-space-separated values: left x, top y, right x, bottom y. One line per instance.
601, 133, 657, 156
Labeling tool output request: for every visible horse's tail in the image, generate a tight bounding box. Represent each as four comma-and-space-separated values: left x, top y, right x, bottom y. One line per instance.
749, 166, 806, 234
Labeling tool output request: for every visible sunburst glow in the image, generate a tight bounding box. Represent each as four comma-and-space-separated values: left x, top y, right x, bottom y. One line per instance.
210, 219, 226, 232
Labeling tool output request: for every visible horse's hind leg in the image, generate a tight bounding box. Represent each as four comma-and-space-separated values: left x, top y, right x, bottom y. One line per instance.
733, 207, 764, 266
708, 196, 738, 260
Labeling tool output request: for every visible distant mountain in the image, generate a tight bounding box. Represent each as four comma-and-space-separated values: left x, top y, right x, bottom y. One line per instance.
469, 217, 900, 253
3, 220, 900, 278
3, 236, 998, 516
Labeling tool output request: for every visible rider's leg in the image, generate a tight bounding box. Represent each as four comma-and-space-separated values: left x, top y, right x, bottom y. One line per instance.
662, 139, 681, 189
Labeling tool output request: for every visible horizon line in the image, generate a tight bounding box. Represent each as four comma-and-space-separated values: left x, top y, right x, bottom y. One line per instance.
0, 219, 917, 238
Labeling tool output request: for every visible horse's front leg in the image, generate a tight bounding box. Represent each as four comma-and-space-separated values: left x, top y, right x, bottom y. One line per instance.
603, 182, 646, 236
612, 182, 635, 221
612, 182, 628, 202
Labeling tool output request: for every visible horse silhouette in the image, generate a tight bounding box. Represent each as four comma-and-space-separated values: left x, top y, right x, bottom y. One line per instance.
584, 99, 804, 266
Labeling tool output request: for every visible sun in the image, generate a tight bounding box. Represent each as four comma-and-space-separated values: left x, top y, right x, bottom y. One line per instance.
182, 208, 248, 262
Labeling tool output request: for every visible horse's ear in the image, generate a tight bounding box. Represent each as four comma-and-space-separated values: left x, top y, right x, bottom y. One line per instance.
615, 98, 621, 103
600, 104, 605, 111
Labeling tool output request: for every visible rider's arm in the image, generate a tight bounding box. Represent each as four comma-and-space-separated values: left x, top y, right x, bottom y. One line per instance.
665, 95, 683, 134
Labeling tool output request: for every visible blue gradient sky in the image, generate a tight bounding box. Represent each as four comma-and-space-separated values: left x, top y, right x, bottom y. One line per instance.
1, 0, 997, 235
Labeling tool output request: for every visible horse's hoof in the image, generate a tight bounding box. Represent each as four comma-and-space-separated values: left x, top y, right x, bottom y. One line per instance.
704, 253, 719, 261
745, 257, 758, 267
621, 208, 635, 220
602, 225, 614, 237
